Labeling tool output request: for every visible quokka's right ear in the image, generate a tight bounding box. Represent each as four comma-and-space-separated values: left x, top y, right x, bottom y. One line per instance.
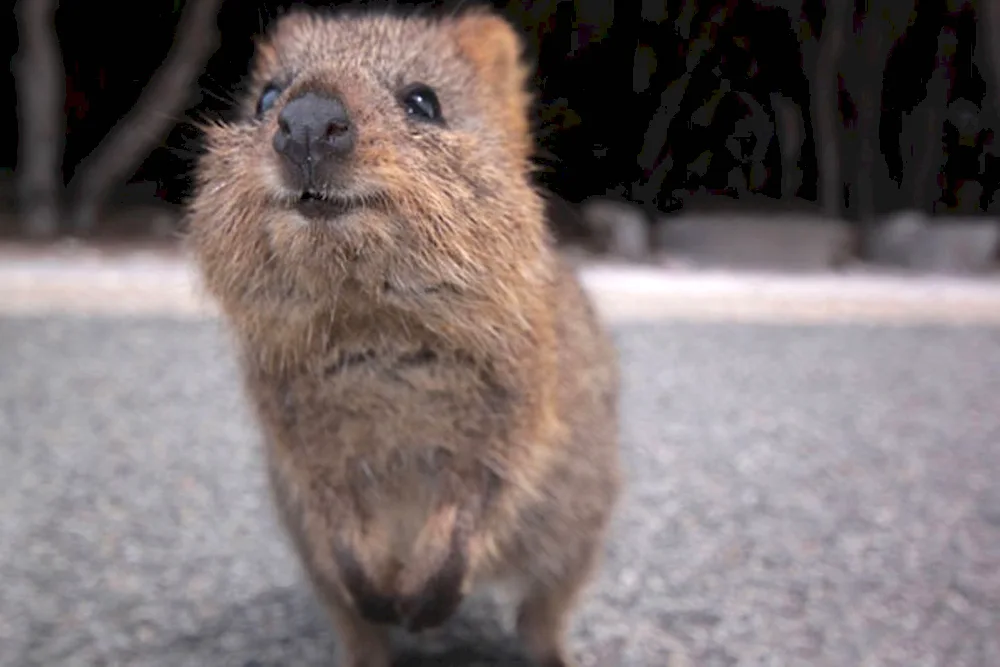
451, 8, 535, 158
451, 9, 529, 97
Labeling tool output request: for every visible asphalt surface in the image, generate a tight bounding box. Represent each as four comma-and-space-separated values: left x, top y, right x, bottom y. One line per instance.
2, 315, 999, 666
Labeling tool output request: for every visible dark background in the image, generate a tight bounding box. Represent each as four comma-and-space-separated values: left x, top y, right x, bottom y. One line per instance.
4, 0, 998, 248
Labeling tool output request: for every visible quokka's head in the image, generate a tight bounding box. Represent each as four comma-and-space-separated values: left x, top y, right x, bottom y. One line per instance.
187, 7, 550, 313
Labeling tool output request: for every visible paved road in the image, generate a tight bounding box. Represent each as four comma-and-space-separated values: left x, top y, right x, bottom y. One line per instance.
2, 315, 999, 666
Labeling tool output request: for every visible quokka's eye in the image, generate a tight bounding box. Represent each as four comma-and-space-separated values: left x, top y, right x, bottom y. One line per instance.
256, 82, 284, 117
399, 83, 443, 124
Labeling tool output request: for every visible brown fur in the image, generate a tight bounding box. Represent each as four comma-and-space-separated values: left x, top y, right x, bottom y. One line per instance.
185, 6, 621, 667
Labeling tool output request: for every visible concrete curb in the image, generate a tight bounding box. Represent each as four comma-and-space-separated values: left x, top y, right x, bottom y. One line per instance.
579, 262, 1000, 325
2, 250, 1000, 325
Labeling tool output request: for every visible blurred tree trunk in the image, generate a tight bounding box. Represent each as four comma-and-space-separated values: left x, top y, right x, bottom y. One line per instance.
906, 105, 942, 211
66, 0, 224, 234
843, 0, 914, 255
853, 22, 885, 239
772, 92, 805, 198
813, 0, 849, 219
14, 0, 64, 238
906, 64, 949, 212
985, 0, 1000, 113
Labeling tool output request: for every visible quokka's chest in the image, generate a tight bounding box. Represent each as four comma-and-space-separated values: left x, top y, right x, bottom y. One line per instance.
248, 348, 517, 458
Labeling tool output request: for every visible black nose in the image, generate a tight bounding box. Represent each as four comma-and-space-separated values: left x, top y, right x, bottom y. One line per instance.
273, 92, 355, 177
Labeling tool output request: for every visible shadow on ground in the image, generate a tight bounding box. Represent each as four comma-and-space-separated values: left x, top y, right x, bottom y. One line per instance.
96, 587, 533, 667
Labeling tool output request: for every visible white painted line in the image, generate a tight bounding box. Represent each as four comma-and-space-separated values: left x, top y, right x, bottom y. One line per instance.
1, 252, 1000, 324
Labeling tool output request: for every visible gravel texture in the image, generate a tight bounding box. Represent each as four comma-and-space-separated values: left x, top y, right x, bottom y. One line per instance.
2, 316, 999, 666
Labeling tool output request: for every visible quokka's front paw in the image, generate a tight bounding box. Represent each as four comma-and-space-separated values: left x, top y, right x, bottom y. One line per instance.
332, 505, 472, 632
394, 504, 471, 632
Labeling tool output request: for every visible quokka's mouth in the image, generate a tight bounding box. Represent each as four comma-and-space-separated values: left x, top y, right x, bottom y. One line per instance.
295, 189, 361, 220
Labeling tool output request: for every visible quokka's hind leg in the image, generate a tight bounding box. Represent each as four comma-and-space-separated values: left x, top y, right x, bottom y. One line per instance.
515, 550, 601, 667
302, 557, 392, 667
318, 586, 393, 667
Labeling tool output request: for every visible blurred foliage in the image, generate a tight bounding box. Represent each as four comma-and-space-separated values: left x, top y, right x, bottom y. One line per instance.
3, 0, 999, 239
